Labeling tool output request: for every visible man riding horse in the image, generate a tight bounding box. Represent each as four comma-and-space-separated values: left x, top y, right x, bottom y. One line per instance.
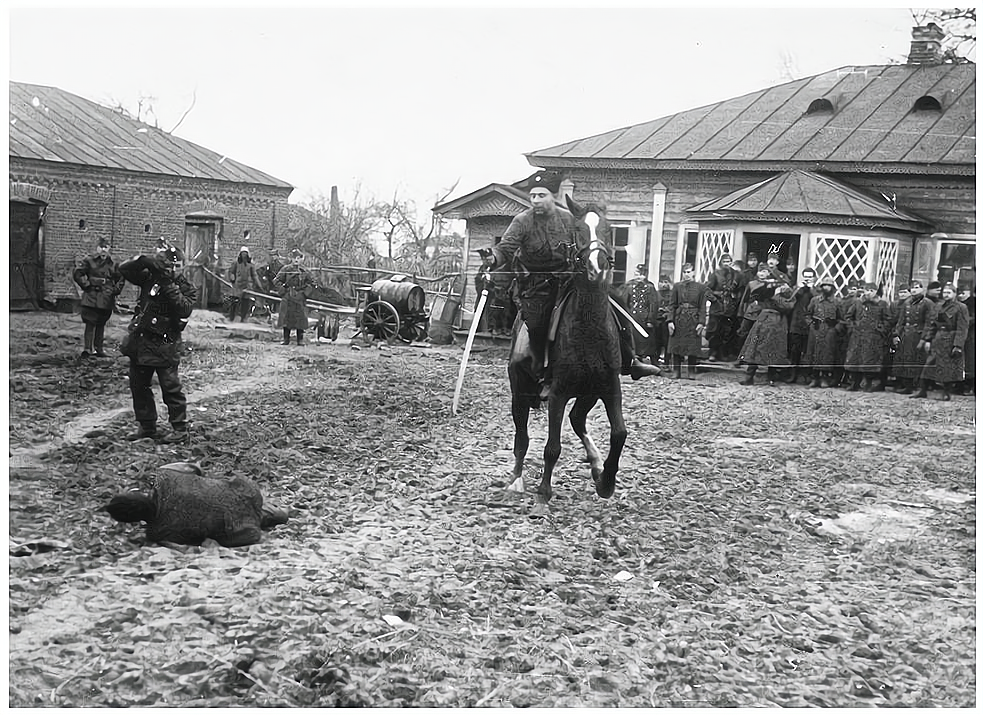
483, 171, 661, 399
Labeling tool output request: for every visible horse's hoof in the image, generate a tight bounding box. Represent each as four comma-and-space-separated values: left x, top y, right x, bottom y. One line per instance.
530, 502, 550, 518
594, 469, 616, 499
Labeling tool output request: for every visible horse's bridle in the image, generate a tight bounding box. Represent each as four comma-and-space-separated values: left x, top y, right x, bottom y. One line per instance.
573, 211, 610, 281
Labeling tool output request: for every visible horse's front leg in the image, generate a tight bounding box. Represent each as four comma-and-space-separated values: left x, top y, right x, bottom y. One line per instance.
596, 385, 627, 499
536, 393, 566, 506
506, 395, 531, 493
568, 395, 603, 482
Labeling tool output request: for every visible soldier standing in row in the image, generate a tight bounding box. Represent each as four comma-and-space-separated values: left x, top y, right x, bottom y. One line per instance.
912, 282, 969, 401
73, 236, 124, 358
617, 263, 661, 365
666, 262, 709, 380
842, 282, 892, 392
785, 267, 815, 384
893, 280, 935, 394
805, 277, 840, 388
705, 253, 741, 362
274, 247, 315, 346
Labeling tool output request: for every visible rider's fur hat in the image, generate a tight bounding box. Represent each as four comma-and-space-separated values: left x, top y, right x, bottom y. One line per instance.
522, 170, 563, 194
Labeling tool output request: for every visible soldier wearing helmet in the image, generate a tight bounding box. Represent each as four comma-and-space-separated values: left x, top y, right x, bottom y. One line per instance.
118, 240, 198, 444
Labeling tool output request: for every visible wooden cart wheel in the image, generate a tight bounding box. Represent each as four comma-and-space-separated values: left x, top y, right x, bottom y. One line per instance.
398, 315, 429, 343
361, 300, 401, 344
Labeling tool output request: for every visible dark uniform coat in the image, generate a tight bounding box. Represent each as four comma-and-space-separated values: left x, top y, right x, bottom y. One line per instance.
666, 279, 709, 357
961, 296, 975, 380
73, 253, 124, 324
491, 206, 577, 340
805, 293, 840, 370
843, 297, 892, 373
893, 295, 935, 379
706, 266, 741, 318
616, 278, 660, 359
274, 261, 316, 330
119, 255, 197, 367
739, 289, 796, 366
921, 298, 970, 384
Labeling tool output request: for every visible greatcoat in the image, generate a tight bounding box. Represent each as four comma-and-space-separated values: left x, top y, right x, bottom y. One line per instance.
921, 298, 970, 384
893, 295, 936, 379
843, 297, 892, 373
666, 279, 709, 357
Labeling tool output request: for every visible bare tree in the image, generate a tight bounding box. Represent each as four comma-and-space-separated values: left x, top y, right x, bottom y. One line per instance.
377, 181, 463, 278
911, 7, 976, 61
290, 184, 382, 267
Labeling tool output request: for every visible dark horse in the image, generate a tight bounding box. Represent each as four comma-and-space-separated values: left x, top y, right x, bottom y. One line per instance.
506, 196, 627, 506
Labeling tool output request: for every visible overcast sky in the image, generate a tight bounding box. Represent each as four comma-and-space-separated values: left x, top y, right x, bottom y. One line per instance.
8, 5, 931, 215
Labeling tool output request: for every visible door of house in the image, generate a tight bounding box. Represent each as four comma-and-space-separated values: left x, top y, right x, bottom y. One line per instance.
184, 221, 220, 308
743, 232, 800, 276
9, 201, 43, 310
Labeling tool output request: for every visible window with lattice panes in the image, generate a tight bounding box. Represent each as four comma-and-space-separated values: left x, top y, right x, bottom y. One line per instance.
810, 234, 871, 292
696, 230, 734, 283
876, 239, 899, 301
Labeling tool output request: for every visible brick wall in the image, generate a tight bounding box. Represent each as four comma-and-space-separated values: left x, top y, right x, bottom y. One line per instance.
10, 159, 293, 304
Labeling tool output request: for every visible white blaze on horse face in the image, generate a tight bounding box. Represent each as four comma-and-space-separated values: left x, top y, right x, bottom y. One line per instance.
583, 212, 605, 280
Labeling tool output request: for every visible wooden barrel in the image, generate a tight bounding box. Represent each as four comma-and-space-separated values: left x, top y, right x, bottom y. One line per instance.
369, 278, 425, 315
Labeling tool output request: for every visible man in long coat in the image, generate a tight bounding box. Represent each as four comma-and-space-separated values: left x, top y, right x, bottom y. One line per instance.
616, 263, 661, 364
842, 282, 892, 392
958, 286, 975, 395
785, 267, 815, 383
737, 282, 797, 386
274, 248, 315, 346
892, 280, 935, 394
805, 277, 840, 388
667, 262, 709, 380
705, 253, 742, 362
73, 236, 124, 357
913, 282, 970, 401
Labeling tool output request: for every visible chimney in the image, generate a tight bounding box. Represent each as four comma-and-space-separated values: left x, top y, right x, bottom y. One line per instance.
907, 22, 945, 65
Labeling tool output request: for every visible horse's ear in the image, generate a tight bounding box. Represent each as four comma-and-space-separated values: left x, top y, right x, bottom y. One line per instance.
565, 195, 584, 218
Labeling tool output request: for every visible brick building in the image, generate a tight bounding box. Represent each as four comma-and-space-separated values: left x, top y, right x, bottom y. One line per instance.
439, 24, 975, 312
9, 80, 294, 309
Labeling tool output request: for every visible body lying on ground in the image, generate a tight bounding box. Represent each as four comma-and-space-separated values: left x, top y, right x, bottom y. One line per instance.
103, 462, 289, 547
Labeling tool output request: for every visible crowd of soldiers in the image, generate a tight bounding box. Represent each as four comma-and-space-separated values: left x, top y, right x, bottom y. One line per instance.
616, 252, 975, 400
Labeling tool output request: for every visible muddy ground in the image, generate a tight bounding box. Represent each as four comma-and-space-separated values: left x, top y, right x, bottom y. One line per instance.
6, 309, 977, 707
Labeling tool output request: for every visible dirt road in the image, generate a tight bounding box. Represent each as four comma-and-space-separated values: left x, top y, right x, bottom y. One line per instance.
7, 310, 976, 707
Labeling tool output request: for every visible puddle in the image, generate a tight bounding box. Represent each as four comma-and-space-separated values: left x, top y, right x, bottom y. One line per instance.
816, 504, 931, 540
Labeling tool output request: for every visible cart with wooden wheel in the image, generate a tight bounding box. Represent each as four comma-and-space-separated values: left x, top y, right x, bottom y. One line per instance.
356, 275, 430, 344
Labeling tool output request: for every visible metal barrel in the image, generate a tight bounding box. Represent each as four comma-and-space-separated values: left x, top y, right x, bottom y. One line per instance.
369, 278, 426, 315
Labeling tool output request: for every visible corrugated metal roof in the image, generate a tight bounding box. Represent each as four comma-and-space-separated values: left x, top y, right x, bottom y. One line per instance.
528, 64, 975, 169
686, 170, 933, 231
9, 81, 292, 188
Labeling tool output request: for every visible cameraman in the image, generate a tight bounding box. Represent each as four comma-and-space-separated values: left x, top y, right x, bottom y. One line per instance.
119, 242, 198, 444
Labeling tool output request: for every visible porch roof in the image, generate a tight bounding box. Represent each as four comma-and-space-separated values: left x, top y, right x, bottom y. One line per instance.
432, 183, 530, 219
685, 170, 934, 233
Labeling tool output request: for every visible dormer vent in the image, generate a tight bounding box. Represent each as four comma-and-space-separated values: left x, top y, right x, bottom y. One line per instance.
912, 95, 943, 112
806, 98, 834, 115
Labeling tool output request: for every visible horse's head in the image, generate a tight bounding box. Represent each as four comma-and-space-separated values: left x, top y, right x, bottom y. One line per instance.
566, 196, 611, 286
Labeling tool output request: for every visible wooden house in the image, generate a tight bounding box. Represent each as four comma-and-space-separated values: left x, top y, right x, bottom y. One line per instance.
8, 80, 294, 309
439, 23, 975, 309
